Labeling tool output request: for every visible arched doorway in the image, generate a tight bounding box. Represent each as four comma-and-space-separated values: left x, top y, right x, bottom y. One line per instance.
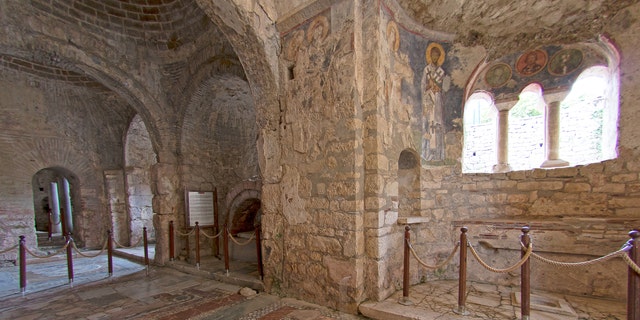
32, 167, 80, 248
225, 181, 262, 263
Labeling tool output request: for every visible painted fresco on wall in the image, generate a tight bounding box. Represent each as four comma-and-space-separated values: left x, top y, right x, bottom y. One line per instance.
473, 45, 604, 101
485, 63, 512, 89
421, 42, 447, 161
383, 16, 463, 164
548, 48, 583, 76
516, 49, 548, 76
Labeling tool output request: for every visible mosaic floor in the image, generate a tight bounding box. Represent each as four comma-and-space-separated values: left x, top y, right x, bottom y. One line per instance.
0, 248, 630, 319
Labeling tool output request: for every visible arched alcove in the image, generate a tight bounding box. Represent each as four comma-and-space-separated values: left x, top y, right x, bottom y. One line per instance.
398, 149, 420, 217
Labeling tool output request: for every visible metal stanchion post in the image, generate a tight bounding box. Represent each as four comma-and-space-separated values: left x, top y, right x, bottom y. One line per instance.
19, 236, 26, 295
223, 224, 230, 275
169, 220, 175, 261
143, 227, 149, 275
47, 211, 52, 240
108, 230, 113, 277
195, 222, 200, 270
66, 233, 74, 287
455, 227, 469, 315
399, 225, 413, 306
255, 226, 263, 280
627, 230, 640, 320
520, 226, 531, 320
213, 189, 220, 257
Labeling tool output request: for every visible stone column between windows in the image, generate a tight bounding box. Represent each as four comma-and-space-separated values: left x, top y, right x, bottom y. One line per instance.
541, 92, 569, 168
493, 101, 514, 173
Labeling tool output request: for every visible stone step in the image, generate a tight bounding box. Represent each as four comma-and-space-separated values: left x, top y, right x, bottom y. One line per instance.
36, 234, 67, 247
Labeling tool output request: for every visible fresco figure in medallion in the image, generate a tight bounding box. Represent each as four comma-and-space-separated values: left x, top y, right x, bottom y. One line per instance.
421, 42, 448, 161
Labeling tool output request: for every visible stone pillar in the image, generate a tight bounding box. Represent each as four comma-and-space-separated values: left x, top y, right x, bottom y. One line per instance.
61, 178, 74, 234
541, 92, 569, 168
49, 182, 62, 234
493, 101, 514, 173
150, 162, 180, 265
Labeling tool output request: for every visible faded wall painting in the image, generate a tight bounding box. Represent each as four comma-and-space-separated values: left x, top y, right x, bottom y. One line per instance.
516, 49, 547, 76
383, 14, 462, 164
421, 42, 447, 161
548, 48, 583, 76
485, 63, 512, 88
472, 45, 603, 101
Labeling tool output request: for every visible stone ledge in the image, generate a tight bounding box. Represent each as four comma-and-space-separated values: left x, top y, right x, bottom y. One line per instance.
397, 217, 430, 225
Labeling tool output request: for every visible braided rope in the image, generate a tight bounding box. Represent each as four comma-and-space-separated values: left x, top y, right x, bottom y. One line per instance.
228, 230, 255, 246
408, 240, 460, 270
176, 228, 196, 237
0, 244, 18, 254
71, 237, 109, 258
621, 253, 640, 275
529, 246, 628, 268
49, 213, 61, 226
200, 228, 223, 239
24, 239, 71, 259
112, 236, 142, 248
468, 240, 533, 273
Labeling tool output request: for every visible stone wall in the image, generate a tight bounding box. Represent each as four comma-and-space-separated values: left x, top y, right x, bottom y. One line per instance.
0, 68, 134, 255
273, 0, 364, 312
367, 0, 640, 304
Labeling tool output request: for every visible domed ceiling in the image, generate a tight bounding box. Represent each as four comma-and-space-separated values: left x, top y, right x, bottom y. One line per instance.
391, 0, 635, 56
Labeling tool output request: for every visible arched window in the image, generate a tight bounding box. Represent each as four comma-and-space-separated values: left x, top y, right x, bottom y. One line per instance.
508, 83, 545, 171
462, 92, 497, 173
559, 66, 615, 165
463, 41, 619, 173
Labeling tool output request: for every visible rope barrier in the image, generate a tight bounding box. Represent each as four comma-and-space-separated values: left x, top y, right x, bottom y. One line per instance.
24, 239, 71, 259
408, 240, 460, 270
48, 212, 62, 226
112, 236, 142, 248
200, 228, 223, 239
527, 244, 628, 268
71, 237, 109, 258
0, 244, 18, 254
467, 240, 533, 273
176, 228, 196, 237
228, 230, 255, 246
621, 252, 640, 275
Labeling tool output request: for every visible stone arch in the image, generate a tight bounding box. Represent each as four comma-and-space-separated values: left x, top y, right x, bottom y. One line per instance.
195, 0, 282, 287
194, 1, 282, 179
225, 179, 263, 227
0, 41, 167, 163
224, 179, 262, 262
31, 167, 81, 243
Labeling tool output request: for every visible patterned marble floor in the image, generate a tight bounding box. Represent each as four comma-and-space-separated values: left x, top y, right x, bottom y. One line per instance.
0, 265, 364, 320
360, 280, 627, 320
0, 248, 629, 319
